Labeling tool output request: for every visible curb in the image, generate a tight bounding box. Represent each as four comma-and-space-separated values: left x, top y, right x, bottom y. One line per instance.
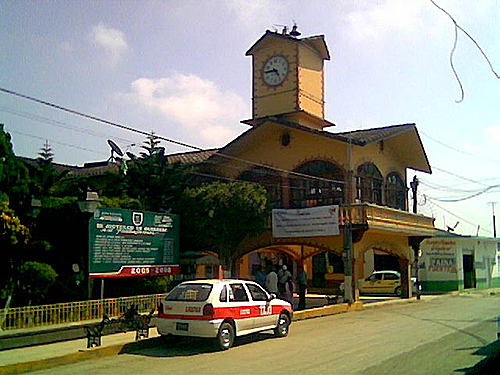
0, 337, 161, 375
292, 301, 364, 321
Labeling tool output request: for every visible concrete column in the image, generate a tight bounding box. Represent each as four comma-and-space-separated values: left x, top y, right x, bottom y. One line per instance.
399, 258, 411, 298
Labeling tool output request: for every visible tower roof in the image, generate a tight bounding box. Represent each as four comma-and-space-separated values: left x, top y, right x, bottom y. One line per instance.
245, 30, 330, 60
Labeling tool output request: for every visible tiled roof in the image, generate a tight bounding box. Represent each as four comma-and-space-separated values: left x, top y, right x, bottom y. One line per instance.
166, 149, 219, 164
335, 124, 416, 145
19, 157, 79, 173
67, 164, 118, 177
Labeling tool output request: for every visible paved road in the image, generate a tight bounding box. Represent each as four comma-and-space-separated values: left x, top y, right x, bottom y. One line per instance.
26, 293, 499, 375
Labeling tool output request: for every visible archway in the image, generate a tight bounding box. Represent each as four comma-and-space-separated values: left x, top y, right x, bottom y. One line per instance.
357, 240, 414, 298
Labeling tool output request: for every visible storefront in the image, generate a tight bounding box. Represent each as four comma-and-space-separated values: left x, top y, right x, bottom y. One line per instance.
419, 232, 500, 292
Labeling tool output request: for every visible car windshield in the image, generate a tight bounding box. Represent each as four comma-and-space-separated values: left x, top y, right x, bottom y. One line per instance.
165, 283, 213, 302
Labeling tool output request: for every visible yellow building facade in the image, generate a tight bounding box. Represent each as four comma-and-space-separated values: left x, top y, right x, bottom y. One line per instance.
194, 30, 435, 298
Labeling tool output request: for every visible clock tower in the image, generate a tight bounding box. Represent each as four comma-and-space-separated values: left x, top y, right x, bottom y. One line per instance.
245, 28, 332, 130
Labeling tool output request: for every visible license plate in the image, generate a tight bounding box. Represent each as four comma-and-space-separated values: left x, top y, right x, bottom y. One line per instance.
176, 322, 188, 331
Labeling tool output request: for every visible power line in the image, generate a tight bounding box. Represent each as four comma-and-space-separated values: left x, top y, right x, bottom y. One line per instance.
421, 131, 500, 163
423, 184, 500, 202
1, 106, 140, 146
429, 0, 500, 103
419, 179, 488, 193
431, 165, 488, 186
423, 193, 493, 235
6, 128, 109, 157
427, 197, 491, 234
0, 87, 346, 186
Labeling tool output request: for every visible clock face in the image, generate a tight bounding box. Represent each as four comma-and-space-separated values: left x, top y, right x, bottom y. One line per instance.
262, 55, 288, 86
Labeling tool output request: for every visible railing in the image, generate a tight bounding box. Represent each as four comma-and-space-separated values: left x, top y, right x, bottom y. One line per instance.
270, 202, 435, 235
0, 294, 165, 331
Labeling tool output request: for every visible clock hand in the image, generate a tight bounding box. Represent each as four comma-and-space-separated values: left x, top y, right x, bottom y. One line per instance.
264, 68, 278, 74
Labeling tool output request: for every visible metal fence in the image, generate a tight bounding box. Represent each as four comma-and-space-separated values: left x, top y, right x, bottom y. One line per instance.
0, 294, 166, 331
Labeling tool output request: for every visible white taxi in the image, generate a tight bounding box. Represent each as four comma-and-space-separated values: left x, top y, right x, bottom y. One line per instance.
152, 279, 293, 350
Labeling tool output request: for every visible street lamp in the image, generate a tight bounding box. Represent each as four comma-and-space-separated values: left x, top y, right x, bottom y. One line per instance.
77, 191, 100, 299
78, 191, 100, 214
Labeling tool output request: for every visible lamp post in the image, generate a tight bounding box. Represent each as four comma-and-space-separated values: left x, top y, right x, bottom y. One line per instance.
77, 191, 100, 299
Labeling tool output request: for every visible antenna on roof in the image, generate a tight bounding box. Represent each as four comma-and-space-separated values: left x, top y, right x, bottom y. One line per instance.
447, 221, 459, 232
107, 139, 123, 163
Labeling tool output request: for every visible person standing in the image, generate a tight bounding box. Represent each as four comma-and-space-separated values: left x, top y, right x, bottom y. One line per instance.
254, 265, 266, 288
278, 265, 291, 298
296, 266, 307, 310
265, 266, 279, 295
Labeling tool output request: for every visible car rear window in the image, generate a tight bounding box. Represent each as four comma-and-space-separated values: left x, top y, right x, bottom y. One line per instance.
165, 283, 213, 302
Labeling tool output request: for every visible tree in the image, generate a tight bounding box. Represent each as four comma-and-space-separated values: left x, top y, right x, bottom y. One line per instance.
0, 197, 30, 248
0, 125, 30, 213
180, 181, 269, 275
140, 131, 163, 158
28, 140, 71, 198
124, 133, 190, 212
17, 261, 58, 305
0, 197, 30, 303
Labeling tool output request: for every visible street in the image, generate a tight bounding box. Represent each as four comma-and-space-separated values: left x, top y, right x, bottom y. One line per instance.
25, 293, 499, 375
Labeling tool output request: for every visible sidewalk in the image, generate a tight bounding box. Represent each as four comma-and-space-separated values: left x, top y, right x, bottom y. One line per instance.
1, 291, 482, 375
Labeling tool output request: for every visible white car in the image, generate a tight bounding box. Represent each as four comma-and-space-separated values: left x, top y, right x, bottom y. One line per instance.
152, 279, 293, 350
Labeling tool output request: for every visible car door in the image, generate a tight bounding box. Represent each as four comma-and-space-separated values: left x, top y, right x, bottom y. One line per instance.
227, 282, 253, 333
245, 282, 275, 329
382, 272, 400, 294
361, 273, 384, 294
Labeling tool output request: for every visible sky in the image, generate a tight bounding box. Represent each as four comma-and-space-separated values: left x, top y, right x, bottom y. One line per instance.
1, 0, 499, 237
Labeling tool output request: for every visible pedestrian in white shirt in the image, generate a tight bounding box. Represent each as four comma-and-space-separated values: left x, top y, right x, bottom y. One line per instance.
266, 266, 279, 294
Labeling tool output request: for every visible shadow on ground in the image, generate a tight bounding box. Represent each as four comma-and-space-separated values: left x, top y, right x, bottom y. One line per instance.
119, 332, 277, 358
455, 339, 500, 375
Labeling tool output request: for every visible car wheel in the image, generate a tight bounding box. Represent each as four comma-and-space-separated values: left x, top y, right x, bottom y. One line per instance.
394, 286, 402, 297
216, 322, 235, 350
274, 313, 290, 337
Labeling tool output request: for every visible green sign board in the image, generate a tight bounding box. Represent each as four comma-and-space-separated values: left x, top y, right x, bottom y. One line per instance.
89, 207, 180, 278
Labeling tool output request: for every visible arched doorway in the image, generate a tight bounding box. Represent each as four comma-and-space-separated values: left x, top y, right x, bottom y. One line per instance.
358, 241, 413, 298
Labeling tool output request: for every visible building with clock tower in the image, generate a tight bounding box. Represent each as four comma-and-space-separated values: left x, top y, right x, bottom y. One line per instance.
69, 27, 439, 299
171, 26, 438, 301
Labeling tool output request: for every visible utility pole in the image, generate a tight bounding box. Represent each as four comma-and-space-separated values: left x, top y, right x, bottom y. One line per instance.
409, 175, 421, 300
343, 139, 354, 303
489, 202, 497, 238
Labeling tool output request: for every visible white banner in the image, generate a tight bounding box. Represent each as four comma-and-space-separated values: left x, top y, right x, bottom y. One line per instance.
272, 205, 340, 238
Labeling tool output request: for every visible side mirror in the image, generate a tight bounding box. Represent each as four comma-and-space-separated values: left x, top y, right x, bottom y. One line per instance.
268, 293, 276, 301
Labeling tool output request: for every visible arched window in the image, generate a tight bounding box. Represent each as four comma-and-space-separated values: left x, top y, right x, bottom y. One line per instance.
385, 172, 406, 210
356, 163, 383, 205
290, 160, 344, 208
239, 167, 282, 208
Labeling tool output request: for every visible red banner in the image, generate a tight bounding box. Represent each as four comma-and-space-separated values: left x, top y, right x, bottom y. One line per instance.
89, 265, 181, 278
